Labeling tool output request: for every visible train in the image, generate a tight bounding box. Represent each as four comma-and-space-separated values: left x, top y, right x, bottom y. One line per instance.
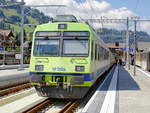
29, 15, 115, 99
136, 51, 150, 71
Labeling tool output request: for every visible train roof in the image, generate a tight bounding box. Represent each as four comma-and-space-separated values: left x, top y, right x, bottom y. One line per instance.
35, 22, 90, 31
52, 15, 78, 22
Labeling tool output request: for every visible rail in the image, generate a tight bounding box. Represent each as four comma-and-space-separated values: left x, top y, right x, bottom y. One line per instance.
58, 100, 81, 113
22, 99, 53, 113
0, 81, 32, 97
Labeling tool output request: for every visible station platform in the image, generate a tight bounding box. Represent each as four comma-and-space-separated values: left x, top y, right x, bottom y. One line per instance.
0, 68, 29, 86
82, 65, 150, 113
0, 64, 28, 70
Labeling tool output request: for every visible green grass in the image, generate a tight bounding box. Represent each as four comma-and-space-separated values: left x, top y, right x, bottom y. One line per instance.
10, 24, 35, 41
27, 16, 39, 24
10, 24, 20, 33
0, 7, 40, 41
0, 8, 19, 17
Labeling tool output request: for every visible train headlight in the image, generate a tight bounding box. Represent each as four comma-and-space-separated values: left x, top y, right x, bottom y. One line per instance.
35, 65, 44, 71
75, 66, 85, 72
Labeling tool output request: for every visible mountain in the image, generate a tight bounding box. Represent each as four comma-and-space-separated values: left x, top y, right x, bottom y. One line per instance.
0, 0, 50, 41
97, 28, 150, 43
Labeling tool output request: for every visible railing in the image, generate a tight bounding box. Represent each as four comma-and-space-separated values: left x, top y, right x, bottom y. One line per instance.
0, 59, 20, 65
0, 64, 29, 70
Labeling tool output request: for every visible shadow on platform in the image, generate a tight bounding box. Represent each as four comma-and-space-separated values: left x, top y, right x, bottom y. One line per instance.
99, 66, 140, 91
117, 66, 140, 91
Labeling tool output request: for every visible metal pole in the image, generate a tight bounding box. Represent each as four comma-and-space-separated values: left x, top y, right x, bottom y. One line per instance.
134, 20, 137, 76
3, 32, 6, 66
19, 0, 24, 70
126, 17, 130, 69
100, 16, 103, 32
27, 5, 66, 7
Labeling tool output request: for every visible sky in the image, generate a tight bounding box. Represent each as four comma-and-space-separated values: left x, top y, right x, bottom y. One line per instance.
104, 0, 149, 17
21, 0, 150, 33
75, 0, 149, 17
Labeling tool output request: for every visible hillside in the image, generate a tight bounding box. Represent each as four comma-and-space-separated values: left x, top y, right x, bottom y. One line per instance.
97, 28, 150, 43
0, 0, 50, 41
0, 0, 150, 43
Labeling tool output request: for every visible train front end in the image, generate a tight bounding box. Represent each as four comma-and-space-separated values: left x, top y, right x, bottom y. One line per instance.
29, 17, 93, 99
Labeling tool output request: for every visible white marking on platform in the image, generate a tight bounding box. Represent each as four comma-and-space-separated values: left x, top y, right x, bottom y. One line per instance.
81, 67, 114, 113
99, 66, 118, 113
137, 68, 150, 78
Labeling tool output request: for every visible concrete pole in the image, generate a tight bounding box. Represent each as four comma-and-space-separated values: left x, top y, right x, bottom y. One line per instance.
134, 20, 137, 76
2, 32, 6, 66
19, 0, 24, 70
100, 16, 103, 32
126, 17, 130, 70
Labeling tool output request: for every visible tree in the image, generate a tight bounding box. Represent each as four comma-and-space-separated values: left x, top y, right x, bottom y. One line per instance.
15, 33, 20, 46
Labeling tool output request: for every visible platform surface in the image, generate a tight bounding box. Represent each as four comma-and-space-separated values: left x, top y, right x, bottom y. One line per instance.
0, 92, 46, 113
0, 64, 28, 70
82, 65, 150, 113
119, 66, 150, 113
0, 68, 29, 86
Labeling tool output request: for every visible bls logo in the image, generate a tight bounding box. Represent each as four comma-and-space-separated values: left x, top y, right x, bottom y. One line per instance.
52, 67, 66, 71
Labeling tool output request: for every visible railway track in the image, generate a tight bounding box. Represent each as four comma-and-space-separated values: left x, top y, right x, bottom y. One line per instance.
21, 66, 115, 113
0, 81, 32, 97
0, 66, 115, 113
22, 99, 81, 113
58, 100, 81, 113
22, 98, 53, 113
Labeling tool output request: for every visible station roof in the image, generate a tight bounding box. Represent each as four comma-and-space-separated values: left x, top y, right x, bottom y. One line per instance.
137, 42, 150, 51
106, 42, 150, 52
106, 43, 124, 49
0, 29, 14, 38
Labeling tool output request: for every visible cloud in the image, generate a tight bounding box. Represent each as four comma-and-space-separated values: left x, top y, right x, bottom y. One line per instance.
139, 21, 150, 34
22, 0, 135, 18
21, 0, 138, 30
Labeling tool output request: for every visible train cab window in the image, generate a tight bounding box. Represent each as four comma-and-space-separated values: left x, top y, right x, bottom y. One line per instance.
33, 39, 59, 56
62, 39, 89, 56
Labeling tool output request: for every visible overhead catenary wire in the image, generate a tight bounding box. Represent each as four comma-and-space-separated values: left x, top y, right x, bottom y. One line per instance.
88, 0, 98, 28
55, 0, 65, 14
87, 0, 95, 19
80, 0, 90, 16
76, 0, 92, 24
135, 0, 140, 13
86, 0, 98, 28
69, 0, 78, 16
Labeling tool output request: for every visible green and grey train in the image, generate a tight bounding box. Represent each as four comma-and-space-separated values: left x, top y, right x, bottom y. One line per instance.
29, 15, 115, 99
